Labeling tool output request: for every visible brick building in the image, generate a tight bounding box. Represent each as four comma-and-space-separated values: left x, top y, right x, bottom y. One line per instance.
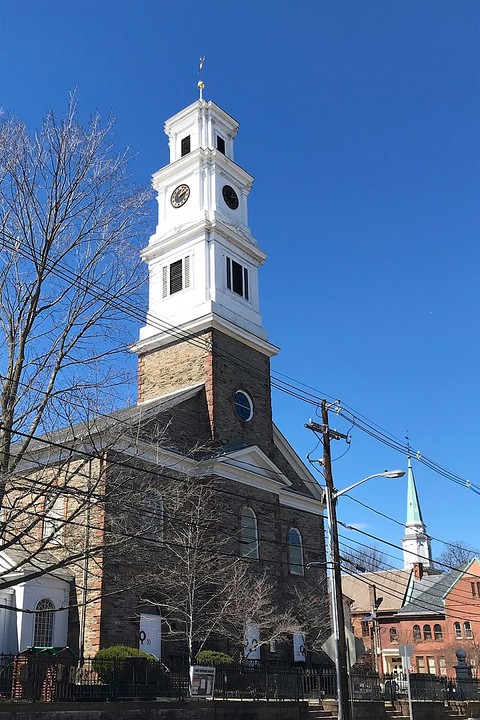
342, 459, 480, 677
0, 95, 329, 665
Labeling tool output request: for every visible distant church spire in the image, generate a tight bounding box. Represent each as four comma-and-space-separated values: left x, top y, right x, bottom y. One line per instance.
402, 456, 433, 570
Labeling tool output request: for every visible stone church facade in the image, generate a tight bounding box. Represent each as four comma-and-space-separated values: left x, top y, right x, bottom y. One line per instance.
0, 96, 329, 666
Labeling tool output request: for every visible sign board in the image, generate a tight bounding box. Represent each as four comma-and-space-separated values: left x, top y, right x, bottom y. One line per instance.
293, 632, 306, 663
190, 665, 215, 699
139, 613, 161, 659
244, 623, 260, 660
399, 644, 413, 659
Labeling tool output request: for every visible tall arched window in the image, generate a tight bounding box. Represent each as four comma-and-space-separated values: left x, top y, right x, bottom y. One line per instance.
423, 624, 432, 640
288, 528, 304, 576
464, 621, 473, 639
454, 622, 462, 639
413, 624, 421, 641
33, 598, 54, 647
240, 507, 259, 560
434, 624, 443, 641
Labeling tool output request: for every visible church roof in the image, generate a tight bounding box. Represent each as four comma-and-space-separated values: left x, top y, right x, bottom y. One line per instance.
406, 457, 424, 526
0, 545, 74, 581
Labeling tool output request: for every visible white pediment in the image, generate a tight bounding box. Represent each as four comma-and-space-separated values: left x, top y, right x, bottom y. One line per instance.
214, 445, 292, 487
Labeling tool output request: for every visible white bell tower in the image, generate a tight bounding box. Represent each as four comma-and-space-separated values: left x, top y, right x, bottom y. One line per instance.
134, 97, 277, 360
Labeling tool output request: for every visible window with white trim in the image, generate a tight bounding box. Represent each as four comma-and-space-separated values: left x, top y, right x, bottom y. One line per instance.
162, 256, 191, 298
240, 506, 259, 560
454, 621, 462, 639
33, 598, 55, 647
43, 494, 64, 545
464, 621, 473, 639
288, 527, 304, 576
226, 257, 249, 301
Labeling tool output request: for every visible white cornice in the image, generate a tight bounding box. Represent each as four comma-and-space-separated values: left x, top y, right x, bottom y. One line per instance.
131, 312, 279, 358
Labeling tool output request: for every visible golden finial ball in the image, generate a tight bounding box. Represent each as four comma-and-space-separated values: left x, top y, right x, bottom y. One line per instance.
198, 81, 205, 89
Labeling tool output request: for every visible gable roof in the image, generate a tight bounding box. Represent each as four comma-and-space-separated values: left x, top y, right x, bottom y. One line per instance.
0, 546, 74, 582
341, 569, 412, 613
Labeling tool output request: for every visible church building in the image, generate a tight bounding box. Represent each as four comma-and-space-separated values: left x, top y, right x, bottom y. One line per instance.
0, 94, 329, 665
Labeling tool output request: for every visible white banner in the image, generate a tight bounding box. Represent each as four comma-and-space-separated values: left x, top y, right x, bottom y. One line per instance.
139, 613, 161, 659
293, 632, 306, 662
244, 623, 260, 660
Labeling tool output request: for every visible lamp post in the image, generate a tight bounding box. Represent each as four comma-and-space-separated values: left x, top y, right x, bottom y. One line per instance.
306, 410, 405, 720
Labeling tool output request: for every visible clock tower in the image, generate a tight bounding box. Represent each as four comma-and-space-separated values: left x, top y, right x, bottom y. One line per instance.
132, 97, 279, 453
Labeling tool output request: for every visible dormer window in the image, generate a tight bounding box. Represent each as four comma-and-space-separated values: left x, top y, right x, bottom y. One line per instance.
162, 256, 191, 298
226, 257, 249, 301
181, 135, 191, 157
216, 135, 226, 154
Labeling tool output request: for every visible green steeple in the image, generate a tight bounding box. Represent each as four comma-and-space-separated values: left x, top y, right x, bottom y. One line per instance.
406, 456, 424, 525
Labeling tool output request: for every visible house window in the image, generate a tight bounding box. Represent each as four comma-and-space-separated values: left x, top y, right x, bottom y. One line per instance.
413, 625, 421, 641
181, 135, 191, 157
423, 624, 432, 640
142, 493, 163, 542
162, 256, 191, 298
216, 135, 226, 154
288, 528, 304, 576
427, 656, 436, 675
33, 598, 55, 647
464, 621, 473, 639
439, 657, 447, 676
472, 582, 477, 598
454, 622, 462, 639
389, 627, 398, 643
434, 624, 443, 641
43, 494, 64, 544
361, 621, 370, 638
226, 257, 249, 301
416, 656, 425, 673
240, 507, 259, 560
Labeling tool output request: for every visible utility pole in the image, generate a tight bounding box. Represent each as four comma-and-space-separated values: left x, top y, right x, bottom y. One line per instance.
306, 400, 352, 720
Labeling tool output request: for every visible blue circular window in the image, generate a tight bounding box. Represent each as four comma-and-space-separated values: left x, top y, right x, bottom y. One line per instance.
234, 391, 254, 422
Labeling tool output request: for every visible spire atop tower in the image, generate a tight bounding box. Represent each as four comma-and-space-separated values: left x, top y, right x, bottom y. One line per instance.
402, 455, 433, 571
198, 56, 205, 100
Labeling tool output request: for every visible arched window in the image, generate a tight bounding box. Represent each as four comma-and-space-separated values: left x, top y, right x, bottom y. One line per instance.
434, 624, 443, 641
423, 624, 432, 640
240, 507, 259, 560
389, 627, 398, 643
33, 599, 54, 647
464, 621, 473, 639
413, 624, 421, 641
288, 528, 304, 576
454, 622, 462, 639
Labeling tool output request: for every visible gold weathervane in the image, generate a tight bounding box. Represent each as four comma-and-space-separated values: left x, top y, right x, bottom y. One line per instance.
198, 56, 205, 100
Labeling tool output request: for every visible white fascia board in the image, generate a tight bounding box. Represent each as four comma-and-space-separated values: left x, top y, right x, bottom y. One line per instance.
273, 425, 324, 502
163, 100, 240, 138
131, 312, 279, 358
278, 488, 325, 516
214, 445, 292, 487
212, 220, 264, 261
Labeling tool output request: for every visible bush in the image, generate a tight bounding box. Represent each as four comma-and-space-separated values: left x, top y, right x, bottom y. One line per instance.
195, 650, 234, 666
93, 645, 156, 683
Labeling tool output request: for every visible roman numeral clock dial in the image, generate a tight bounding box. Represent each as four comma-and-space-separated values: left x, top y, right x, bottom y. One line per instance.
171, 184, 190, 208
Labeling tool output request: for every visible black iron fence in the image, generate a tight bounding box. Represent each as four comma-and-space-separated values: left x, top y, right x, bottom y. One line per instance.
1, 653, 479, 704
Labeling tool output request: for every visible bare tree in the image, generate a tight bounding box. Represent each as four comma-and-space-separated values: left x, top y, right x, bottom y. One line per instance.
341, 544, 389, 573
0, 96, 150, 495
437, 540, 478, 570
137, 477, 299, 664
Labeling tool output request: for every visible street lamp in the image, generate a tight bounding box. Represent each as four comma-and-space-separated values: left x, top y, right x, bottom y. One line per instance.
324, 469, 405, 720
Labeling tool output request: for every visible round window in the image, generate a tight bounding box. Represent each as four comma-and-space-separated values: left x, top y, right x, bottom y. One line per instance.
234, 391, 254, 422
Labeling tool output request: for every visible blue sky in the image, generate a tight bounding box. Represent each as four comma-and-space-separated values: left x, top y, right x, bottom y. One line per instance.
1, 0, 479, 565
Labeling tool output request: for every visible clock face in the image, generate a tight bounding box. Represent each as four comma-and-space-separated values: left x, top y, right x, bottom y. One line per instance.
222, 185, 239, 210
171, 184, 190, 208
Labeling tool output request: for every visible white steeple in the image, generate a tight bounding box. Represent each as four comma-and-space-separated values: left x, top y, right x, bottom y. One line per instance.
133, 97, 278, 360
402, 457, 433, 570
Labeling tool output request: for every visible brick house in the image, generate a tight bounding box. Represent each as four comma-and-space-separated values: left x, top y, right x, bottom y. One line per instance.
0, 95, 330, 666
341, 458, 480, 677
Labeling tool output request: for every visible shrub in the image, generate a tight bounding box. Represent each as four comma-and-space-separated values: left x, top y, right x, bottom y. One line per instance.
93, 645, 156, 683
195, 650, 234, 666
